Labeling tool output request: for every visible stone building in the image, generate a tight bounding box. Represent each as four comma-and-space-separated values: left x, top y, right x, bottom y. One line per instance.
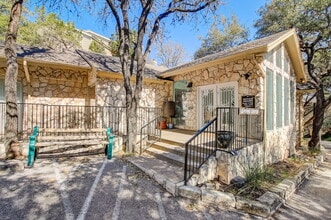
158, 29, 306, 183
0, 29, 307, 183
0, 44, 171, 141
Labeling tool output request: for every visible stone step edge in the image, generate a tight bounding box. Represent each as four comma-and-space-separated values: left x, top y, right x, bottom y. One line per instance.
129, 150, 325, 218
177, 153, 325, 218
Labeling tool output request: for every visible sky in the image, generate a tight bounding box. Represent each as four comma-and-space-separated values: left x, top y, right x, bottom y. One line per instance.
28, 0, 270, 62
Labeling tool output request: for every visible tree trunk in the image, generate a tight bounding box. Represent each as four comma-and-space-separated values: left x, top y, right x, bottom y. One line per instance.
4, 0, 23, 159
126, 96, 138, 153
308, 90, 325, 151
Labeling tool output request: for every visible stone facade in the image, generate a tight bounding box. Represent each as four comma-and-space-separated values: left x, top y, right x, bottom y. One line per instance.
0, 65, 93, 105
216, 142, 264, 184
171, 58, 263, 130
96, 77, 172, 107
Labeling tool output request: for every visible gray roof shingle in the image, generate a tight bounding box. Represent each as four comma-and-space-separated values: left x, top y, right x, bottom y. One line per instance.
160, 29, 292, 76
0, 44, 165, 79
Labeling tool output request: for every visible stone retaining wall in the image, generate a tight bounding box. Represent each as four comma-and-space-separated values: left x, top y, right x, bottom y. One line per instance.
216, 142, 264, 184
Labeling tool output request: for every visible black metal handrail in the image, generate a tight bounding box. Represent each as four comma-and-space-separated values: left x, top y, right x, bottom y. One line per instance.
139, 116, 161, 155
216, 107, 264, 152
0, 102, 160, 141
184, 117, 218, 185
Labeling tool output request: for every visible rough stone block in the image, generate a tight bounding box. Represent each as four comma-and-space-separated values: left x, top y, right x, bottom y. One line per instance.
165, 181, 177, 196
178, 185, 201, 200
257, 191, 283, 212
236, 196, 270, 218
201, 189, 236, 207
153, 173, 166, 187
207, 156, 217, 180
198, 164, 209, 184
187, 174, 199, 186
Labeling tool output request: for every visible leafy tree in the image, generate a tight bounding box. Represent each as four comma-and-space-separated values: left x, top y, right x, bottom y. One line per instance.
7, 0, 220, 153
89, 39, 105, 54
103, 0, 219, 153
194, 14, 249, 59
254, 0, 331, 150
4, 0, 24, 158
0, 1, 12, 39
18, 6, 82, 51
108, 31, 137, 58
1, 3, 82, 51
155, 41, 187, 68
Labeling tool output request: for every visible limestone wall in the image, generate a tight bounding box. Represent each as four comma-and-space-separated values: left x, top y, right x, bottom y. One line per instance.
26, 65, 92, 105
96, 77, 172, 108
216, 142, 264, 184
171, 58, 263, 130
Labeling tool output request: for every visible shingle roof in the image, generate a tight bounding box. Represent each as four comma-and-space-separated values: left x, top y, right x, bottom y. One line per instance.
0, 44, 165, 79
159, 29, 295, 76
76, 49, 166, 79
0, 44, 89, 68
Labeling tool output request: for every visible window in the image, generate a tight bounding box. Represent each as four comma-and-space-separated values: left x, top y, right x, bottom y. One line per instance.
0, 79, 4, 102
284, 77, 289, 125
276, 46, 282, 69
290, 80, 295, 123
284, 56, 289, 73
266, 68, 274, 130
0, 79, 23, 102
266, 50, 273, 63
276, 73, 283, 127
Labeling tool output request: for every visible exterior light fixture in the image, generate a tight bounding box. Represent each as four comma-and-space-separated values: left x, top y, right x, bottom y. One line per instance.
241, 72, 251, 80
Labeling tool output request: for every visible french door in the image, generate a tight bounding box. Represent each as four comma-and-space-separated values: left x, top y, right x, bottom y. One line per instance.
197, 82, 238, 128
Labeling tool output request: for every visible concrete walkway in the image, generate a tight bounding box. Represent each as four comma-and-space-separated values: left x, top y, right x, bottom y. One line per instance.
272, 141, 331, 220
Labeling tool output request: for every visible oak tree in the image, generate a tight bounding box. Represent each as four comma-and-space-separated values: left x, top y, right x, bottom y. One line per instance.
254, 0, 331, 150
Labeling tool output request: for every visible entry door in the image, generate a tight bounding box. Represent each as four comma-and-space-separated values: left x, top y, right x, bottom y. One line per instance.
197, 82, 238, 128
217, 82, 238, 129
198, 85, 216, 127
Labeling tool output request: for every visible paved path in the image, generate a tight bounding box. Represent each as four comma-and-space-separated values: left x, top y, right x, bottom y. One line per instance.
272, 141, 331, 220
0, 155, 258, 220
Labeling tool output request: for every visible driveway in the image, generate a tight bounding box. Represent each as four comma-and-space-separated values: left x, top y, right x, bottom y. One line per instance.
272, 141, 331, 220
0, 155, 258, 220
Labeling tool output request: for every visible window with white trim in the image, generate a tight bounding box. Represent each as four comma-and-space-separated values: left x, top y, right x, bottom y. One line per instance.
266, 68, 274, 130
276, 73, 283, 127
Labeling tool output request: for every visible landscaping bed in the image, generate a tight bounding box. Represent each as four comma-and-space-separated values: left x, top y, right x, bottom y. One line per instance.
201, 152, 315, 200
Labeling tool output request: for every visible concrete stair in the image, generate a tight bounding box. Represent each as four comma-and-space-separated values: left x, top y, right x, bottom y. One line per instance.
144, 138, 209, 168
35, 129, 109, 158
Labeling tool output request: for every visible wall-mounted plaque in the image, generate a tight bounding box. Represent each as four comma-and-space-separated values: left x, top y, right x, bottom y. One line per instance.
242, 95, 255, 108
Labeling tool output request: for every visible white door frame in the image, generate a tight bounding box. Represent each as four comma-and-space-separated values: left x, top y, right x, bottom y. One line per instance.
197, 81, 238, 128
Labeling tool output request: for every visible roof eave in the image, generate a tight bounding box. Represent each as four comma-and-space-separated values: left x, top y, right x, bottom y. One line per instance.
159, 46, 269, 78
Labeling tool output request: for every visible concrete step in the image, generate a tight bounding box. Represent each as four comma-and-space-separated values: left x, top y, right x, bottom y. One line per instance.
38, 149, 105, 159
144, 147, 184, 167
157, 138, 184, 147
37, 135, 106, 142
149, 141, 185, 156
36, 140, 108, 148
38, 145, 105, 158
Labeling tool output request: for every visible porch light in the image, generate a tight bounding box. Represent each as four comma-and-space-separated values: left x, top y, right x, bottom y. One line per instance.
241, 72, 251, 80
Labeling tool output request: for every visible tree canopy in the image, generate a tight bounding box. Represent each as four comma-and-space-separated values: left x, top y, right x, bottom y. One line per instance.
194, 14, 249, 59
0, 1, 81, 51
254, 0, 331, 150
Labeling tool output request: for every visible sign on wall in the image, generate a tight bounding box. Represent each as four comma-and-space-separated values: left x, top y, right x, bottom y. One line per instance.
241, 95, 255, 108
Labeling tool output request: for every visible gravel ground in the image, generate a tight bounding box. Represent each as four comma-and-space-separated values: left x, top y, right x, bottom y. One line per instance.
0, 155, 259, 220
